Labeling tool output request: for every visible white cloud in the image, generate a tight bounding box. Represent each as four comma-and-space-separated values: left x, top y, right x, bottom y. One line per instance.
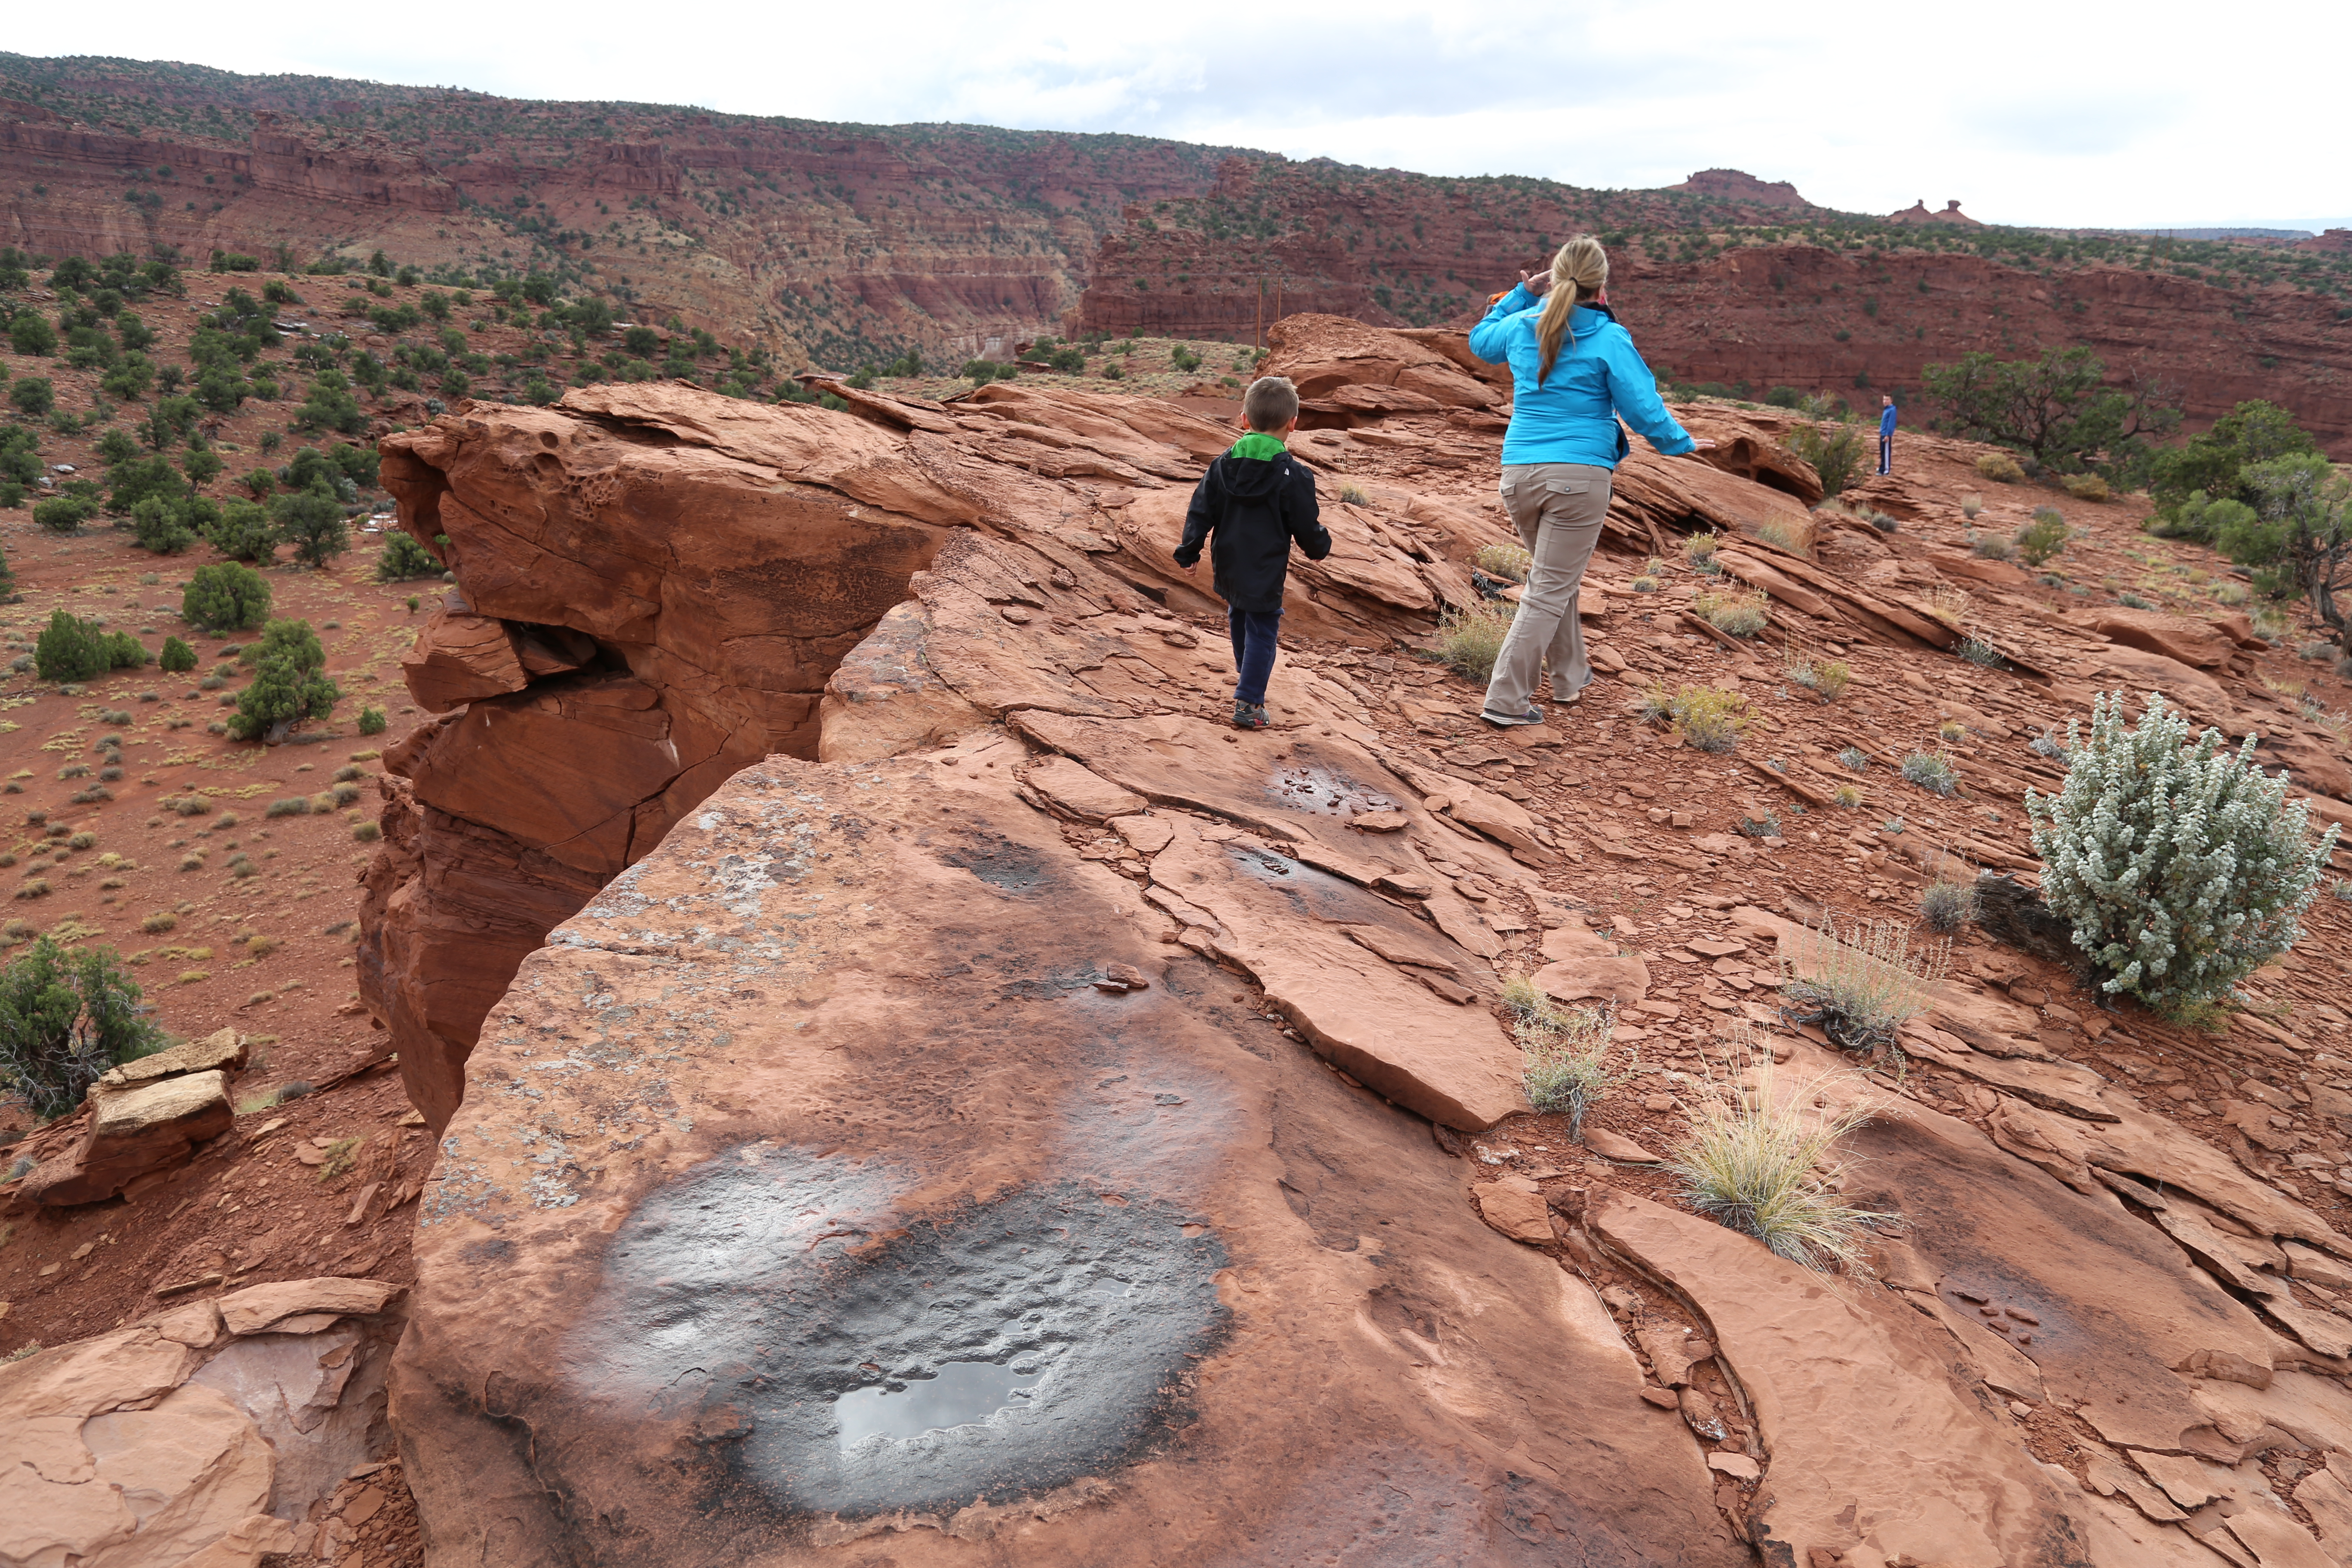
9, 0, 2349, 231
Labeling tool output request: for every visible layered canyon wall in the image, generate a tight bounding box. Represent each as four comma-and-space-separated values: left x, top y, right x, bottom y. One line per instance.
12, 59, 2349, 448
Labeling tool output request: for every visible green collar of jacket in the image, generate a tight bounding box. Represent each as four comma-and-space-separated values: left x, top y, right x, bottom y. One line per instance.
1228, 432, 1288, 461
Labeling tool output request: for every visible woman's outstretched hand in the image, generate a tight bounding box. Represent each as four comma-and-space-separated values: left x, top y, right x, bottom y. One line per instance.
1517, 270, 1553, 297
1688, 438, 1718, 453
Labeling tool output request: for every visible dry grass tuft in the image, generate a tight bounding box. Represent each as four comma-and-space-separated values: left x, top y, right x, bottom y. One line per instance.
1667, 1030, 1896, 1274
1755, 513, 1817, 557
1474, 543, 1531, 582
1436, 602, 1515, 683
1694, 589, 1770, 638
1778, 913, 1950, 1053
1918, 585, 1972, 628
1510, 987, 1630, 1136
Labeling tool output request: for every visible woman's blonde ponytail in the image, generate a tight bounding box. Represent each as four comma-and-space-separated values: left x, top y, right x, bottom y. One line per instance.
1534, 235, 1610, 385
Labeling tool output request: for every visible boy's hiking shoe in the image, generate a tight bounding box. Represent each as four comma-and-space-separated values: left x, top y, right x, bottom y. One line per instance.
1480, 705, 1544, 728
1232, 701, 1271, 730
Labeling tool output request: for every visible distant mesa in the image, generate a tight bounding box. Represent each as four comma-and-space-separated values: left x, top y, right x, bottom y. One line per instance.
1889, 198, 1983, 227
1670, 168, 1811, 208
2298, 228, 2352, 254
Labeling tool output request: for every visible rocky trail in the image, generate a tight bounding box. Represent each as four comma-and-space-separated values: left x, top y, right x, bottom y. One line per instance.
6, 314, 2352, 1567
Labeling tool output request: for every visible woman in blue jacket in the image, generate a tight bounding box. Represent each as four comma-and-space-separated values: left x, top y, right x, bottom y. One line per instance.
1468, 235, 1713, 726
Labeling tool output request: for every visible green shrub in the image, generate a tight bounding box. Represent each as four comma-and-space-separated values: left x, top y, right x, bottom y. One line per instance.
34, 610, 106, 682
7, 311, 56, 356
1473, 542, 1531, 582
1513, 991, 1627, 1136
2062, 473, 2111, 503
1783, 423, 1863, 496
33, 496, 93, 534
204, 498, 275, 561
0, 936, 163, 1120
10, 376, 54, 416
1638, 683, 1746, 752
227, 619, 338, 744
270, 482, 348, 568
1975, 451, 2025, 484
1695, 588, 1770, 637
2027, 691, 2340, 1013
357, 707, 387, 735
130, 494, 205, 554
1900, 751, 1958, 796
158, 636, 196, 674
107, 454, 186, 514
374, 531, 439, 581
1919, 879, 1976, 934
182, 562, 271, 630
2015, 510, 2068, 565
2215, 455, 2352, 631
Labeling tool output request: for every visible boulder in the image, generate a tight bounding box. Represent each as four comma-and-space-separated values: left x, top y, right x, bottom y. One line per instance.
25, 1070, 233, 1207
1531, 919, 1650, 1007
1264, 312, 1500, 411
1475, 1176, 1553, 1243
216, 1278, 404, 1337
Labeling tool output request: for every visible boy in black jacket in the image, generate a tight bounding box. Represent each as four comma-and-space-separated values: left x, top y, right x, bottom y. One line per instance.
1174, 375, 1332, 729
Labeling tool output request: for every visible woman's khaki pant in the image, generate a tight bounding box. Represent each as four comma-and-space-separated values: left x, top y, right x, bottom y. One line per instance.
1481, 462, 1611, 718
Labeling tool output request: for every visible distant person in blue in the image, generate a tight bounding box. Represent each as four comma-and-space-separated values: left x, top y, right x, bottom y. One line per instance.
1878, 394, 1898, 475
1467, 235, 1715, 728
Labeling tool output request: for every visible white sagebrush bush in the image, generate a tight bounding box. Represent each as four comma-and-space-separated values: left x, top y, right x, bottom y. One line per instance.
2027, 691, 2340, 1012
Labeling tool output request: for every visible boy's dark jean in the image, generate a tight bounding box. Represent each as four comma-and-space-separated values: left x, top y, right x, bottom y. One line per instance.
1228, 608, 1282, 706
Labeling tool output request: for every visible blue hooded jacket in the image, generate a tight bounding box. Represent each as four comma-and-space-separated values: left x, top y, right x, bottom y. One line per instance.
1469, 283, 1694, 468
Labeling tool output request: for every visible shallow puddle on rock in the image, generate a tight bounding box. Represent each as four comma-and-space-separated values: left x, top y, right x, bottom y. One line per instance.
579, 1153, 1230, 1519
834, 1360, 1045, 1452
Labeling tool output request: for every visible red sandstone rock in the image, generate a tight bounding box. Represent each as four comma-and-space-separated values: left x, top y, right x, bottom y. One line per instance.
0, 1282, 401, 1567
2084, 608, 2239, 669
399, 609, 530, 712
1263, 314, 1499, 413
24, 1070, 233, 1207
1592, 1188, 2092, 1567
390, 755, 1741, 1566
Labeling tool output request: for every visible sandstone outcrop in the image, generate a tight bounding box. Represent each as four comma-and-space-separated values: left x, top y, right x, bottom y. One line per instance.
0, 1278, 404, 1568
365, 377, 1813, 1132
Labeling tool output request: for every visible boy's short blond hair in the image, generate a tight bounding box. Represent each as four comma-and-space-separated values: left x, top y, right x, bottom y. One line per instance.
1242, 375, 1300, 432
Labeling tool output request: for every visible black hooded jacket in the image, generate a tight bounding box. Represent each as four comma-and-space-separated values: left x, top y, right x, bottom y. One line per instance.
1173, 438, 1331, 614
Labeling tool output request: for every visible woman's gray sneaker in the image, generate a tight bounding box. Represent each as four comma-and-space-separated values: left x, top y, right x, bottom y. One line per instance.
1480, 705, 1544, 728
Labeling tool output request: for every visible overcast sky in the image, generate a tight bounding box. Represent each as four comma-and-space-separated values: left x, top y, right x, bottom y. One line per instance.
15, 0, 2350, 232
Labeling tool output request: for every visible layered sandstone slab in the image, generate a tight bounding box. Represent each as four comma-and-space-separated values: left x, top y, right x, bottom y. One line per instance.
391, 753, 1740, 1565
0, 1280, 404, 1567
